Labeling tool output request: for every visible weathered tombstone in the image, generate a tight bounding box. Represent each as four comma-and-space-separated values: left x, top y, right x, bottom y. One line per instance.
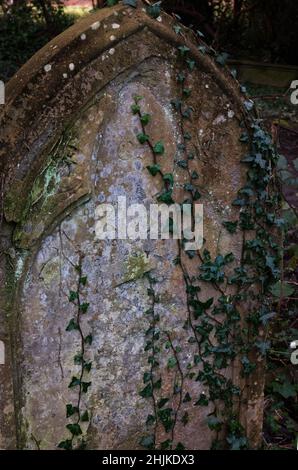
0, 2, 272, 450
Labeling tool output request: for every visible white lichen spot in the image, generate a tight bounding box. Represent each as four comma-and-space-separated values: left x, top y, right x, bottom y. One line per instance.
63, 73, 68, 79
44, 64, 52, 73
91, 21, 100, 30
112, 23, 120, 29
110, 35, 116, 41
156, 16, 162, 22
228, 109, 235, 119
109, 48, 115, 55
213, 114, 226, 125
80, 33, 86, 40
205, 84, 209, 88
69, 63, 75, 71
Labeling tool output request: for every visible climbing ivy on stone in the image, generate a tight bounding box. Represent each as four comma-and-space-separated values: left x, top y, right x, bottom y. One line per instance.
58, 254, 93, 450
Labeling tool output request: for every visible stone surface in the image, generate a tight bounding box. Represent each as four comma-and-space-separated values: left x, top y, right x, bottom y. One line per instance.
0, 2, 263, 450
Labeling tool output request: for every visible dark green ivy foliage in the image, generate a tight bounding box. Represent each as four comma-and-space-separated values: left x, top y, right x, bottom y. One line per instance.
58, 256, 93, 450
130, 8, 283, 451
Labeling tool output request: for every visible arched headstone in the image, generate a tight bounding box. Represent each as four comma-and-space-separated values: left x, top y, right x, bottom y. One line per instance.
0, 2, 270, 450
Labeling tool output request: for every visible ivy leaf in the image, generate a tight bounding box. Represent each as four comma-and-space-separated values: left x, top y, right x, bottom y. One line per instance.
177, 160, 188, 169
140, 113, 151, 126
84, 334, 93, 345
143, 371, 151, 383
147, 2, 162, 19
198, 45, 207, 54
186, 59, 196, 71
216, 52, 229, 66
84, 361, 92, 372
195, 393, 209, 406
140, 383, 153, 398
183, 88, 191, 97
80, 302, 90, 313
269, 281, 294, 298
66, 423, 82, 436
79, 276, 87, 286
173, 24, 182, 35
178, 45, 190, 56
66, 404, 79, 418
146, 164, 161, 176
81, 410, 89, 422
146, 415, 155, 426
272, 379, 297, 399
131, 104, 140, 114
58, 440, 72, 450
153, 141, 165, 155
82, 381, 92, 393
223, 220, 238, 234
123, 0, 137, 7
74, 353, 83, 365
157, 191, 174, 205
183, 392, 191, 403
68, 376, 80, 388
244, 100, 254, 111
207, 415, 223, 431
137, 133, 150, 144
68, 291, 78, 302
167, 357, 177, 369
139, 435, 155, 449
66, 319, 79, 332
158, 398, 169, 408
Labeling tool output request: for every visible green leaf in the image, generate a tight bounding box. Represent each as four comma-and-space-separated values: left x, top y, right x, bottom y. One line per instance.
84, 334, 93, 345
68, 376, 80, 388
147, 2, 161, 19
146, 414, 155, 426
66, 423, 82, 436
216, 52, 229, 66
195, 393, 209, 406
80, 302, 90, 313
269, 281, 294, 298
84, 361, 92, 372
158, 398, 169, 408
157, 191, 174, 205
153, 141, 165, 155
272, 379, 297, 399
223, 220, 238, 234
139, 435, 155, 449
74, 353, 83, 365
107, 0, 119, 6
68, 291, 78, 302
82, 381, 92, 393
137, 133, 149, 144
167, 357, 177, 369
66, 404, 78, 418
58, 440, 72, 450
178, 45, 190, 56
81, 410, 89, 422
131, 104, 140, 114
123, 0, 137, 7
177, 160, 188, 169
173, 24, 182, 35
183, 392, 191, 403
66, 319, 79, 332
140, 113, 151, 125
162, 173, 174, 186
140, 383, 153, 398
146, 164, 161, 176
186, 59, 196, 70
207, 415, 222, 431
80, 276, 87, 286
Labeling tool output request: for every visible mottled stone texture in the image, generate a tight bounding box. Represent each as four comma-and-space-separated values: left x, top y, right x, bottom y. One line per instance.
0, 2, 263, 449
